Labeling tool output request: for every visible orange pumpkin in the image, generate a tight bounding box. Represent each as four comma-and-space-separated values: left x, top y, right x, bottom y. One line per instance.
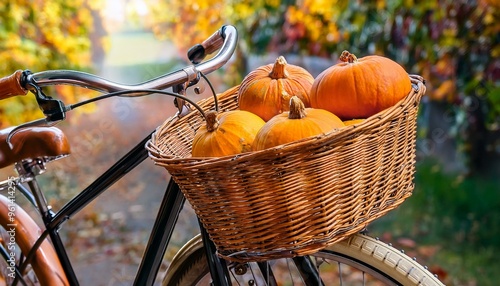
192, 110, 265, 157
310, 50, 412, 120
343, 119, 365, 126
253, 95, 344, 151
238, 56, 314, 121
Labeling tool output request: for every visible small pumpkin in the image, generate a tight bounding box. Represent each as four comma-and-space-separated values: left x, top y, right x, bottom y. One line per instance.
310, 50, 412, 120
238, 56, 314, 121
343, 119, 365, 126
192, 110, 265, 157
253, 95, 344, 151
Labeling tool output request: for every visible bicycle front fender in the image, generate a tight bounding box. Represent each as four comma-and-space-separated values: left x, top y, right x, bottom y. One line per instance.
162, 234, 204, 285
0, 194, 69, 285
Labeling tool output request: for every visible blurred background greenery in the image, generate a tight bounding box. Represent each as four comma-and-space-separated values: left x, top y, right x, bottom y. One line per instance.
0, 0, 499, 285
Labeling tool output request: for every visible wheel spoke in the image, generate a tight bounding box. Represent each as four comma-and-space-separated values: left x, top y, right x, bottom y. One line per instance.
338, 261, 343, 286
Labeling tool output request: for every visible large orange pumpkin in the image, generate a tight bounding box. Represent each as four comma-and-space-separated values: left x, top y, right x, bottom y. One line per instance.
310, 50, 412, 120
192, 110, 265, 157
253, 96, 344, 151
238, 56, 314, 121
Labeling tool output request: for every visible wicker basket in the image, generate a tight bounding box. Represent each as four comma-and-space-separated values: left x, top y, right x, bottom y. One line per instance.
147, 75, 426, 262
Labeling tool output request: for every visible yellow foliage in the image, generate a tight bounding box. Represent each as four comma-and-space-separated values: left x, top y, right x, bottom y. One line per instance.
432, 80, 456, 101
143, 0, 347, 55
0, 0, 105, 127
302, 0, 337, 18
147, 0, 226, 52
282, 2, 346, 49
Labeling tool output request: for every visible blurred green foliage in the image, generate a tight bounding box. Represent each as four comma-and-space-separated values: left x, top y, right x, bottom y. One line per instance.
390, 160, 500, 247
373, 158, 500, 284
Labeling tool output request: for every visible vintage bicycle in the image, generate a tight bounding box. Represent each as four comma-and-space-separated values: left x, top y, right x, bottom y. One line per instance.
0, 25, 445, 285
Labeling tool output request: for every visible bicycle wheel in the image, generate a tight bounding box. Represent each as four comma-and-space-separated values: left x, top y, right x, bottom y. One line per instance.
0, 195, 68, 285
163, 233, 445, 285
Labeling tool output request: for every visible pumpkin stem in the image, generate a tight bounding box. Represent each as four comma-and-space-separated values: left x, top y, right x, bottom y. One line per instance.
269, 56, 289, 79
288, 96, 307, 119
340, 50, 358, 63
205, 110, 219, 132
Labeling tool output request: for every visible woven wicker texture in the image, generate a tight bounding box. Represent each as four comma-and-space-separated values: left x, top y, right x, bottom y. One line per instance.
147, 75, 426, 262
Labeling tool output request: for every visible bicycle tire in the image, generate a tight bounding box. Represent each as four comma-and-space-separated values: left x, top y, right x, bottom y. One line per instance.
0, 195, 68, 285
163, 233, 445, 286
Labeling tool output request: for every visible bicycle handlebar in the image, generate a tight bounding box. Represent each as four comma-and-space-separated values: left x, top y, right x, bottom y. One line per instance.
0, 25, 238, 97
0, 70, 28, 100
187, 28, 227, 64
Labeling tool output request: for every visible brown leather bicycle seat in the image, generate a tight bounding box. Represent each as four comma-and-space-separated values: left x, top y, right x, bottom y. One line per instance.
0, 126, 70, 169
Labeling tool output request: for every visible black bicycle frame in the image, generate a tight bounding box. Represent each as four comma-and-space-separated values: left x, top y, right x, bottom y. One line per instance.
19, 131, 191, 286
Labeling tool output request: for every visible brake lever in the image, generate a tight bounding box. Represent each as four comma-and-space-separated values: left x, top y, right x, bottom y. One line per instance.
32, 86, 67, 122
173, 83, 189, 117
172, 71, 202, 118
6, 80, 67, 149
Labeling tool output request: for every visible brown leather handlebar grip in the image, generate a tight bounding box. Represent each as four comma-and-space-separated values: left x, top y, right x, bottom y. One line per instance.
0, 70, 28, 100
201, 29, 225, 55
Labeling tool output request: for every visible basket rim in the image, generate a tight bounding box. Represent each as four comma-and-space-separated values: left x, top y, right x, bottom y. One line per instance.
147, 75, 426, 165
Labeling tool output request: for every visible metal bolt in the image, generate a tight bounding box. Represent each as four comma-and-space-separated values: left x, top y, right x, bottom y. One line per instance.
234, 264, 248, 275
